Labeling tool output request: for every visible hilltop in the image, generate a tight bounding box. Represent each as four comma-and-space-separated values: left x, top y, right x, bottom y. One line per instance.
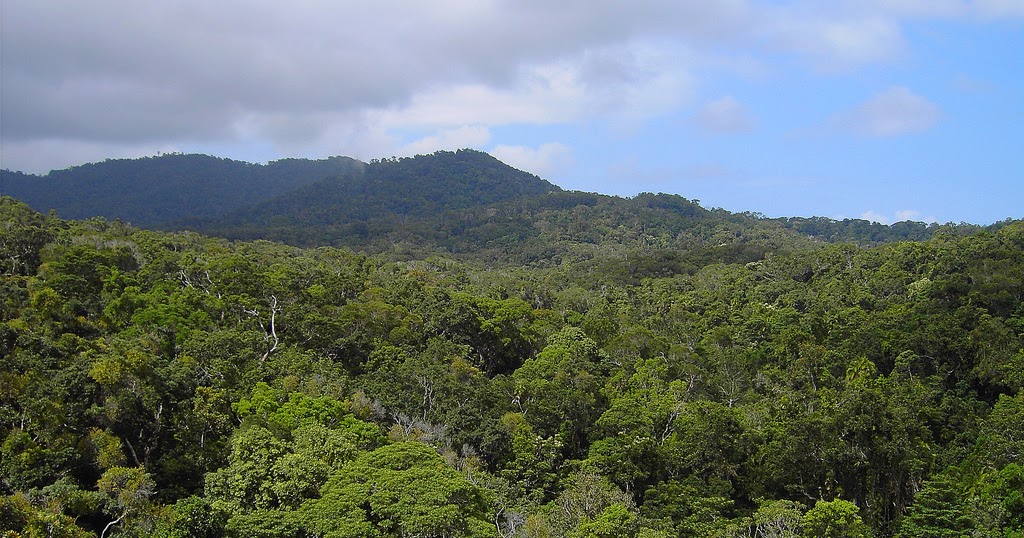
2, 150, 989, 276
1, 153, 364, 227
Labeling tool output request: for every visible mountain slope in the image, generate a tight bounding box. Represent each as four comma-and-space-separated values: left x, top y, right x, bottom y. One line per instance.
0, 153, 364, 227
196, 148, 561, 233
3, 149, 994, 268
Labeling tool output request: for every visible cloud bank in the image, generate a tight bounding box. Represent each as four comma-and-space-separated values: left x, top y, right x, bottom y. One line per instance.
691, 96, 757, 134
861, 209, 938, 224
833, 86, 942, 137
0, 0, 1016, 173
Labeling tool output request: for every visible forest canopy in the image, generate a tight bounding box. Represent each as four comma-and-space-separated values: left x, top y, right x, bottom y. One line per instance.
1, 189, 1022, 537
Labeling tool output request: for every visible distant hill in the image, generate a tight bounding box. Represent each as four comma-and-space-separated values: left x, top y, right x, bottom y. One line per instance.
198, 149, 560, 232
201, 170, 991, 280
178, 151, 779, 268
2, 149, 996, 273
0, 153, 364, 227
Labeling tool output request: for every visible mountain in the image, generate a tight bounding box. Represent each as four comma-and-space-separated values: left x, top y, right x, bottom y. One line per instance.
197, 149, 560, 232
0, 153, 364, 227
3, 149, 993, 270
3, 194, 1022, 538
202, 177, 988, 282
208, 187, 792, 268
2, 153, 1021, 537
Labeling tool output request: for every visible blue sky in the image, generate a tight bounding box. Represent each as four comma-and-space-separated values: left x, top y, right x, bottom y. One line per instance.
2, 1, 1021, 224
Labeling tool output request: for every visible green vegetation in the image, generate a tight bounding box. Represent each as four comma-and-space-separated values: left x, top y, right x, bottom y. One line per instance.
1, 153, 365, 227
4, 150, 991, 264
1, 151, 1022, 538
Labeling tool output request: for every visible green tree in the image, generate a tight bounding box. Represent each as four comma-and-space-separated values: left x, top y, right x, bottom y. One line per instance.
588, 356, 688, 491
752, 499, 805, 538
0, 491, 94, 538
153, 495, 225, 538
204, 425, 289, 513
303, 442, 495, 537
0, 197, 56, 276
801, 499, 870, 538
511, 327, 608, 458
97, 466, 156, 538
542, 471, 635, 538
568, 503, 639, 538
895, 473, 972, 538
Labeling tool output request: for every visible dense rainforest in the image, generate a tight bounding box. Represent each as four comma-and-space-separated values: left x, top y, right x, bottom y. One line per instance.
0, 154, 366, 227
1, 150, 975, 257
1, 151, 1023, 537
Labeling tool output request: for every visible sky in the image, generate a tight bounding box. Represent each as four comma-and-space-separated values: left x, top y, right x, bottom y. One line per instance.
2, 1, 1022, 225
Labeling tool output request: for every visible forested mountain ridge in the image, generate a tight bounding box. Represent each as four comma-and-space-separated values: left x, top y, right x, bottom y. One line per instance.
0, 150, 556, 232
0, 153, 365, 227
203, 187, 1001, 289
2, 196, 1022, 537
2, 150, 992, 261
190, 149, 561, 242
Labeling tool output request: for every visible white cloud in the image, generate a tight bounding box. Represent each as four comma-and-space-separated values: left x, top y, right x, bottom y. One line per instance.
895, 210, 920, 221
490, 143, 574, 178
0, 139, 185, 175
861, 210, 892, 224
1, 1, 1019, 172
691, 96, 756, 134
832, 86, 941, 137
400, 126, 492, 156
861, 209, 938, 224
971, 0, 1024, 17
373, 42, 696, 132
895, 209, 938, 223
375, 65, 587, 129
762, 15, 906, 69
853, 0, 972, 18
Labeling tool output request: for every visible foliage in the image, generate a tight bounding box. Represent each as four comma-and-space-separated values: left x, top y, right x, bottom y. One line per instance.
801, 499, 870, 538
2, 155, 364, 227
0, 196, 1021, 538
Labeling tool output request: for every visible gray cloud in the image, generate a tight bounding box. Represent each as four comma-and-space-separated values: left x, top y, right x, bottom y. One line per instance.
831, 86, 941, 137
0, 1, 1013, 172
691, 96, 757, 134
491, 142, 575, 178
